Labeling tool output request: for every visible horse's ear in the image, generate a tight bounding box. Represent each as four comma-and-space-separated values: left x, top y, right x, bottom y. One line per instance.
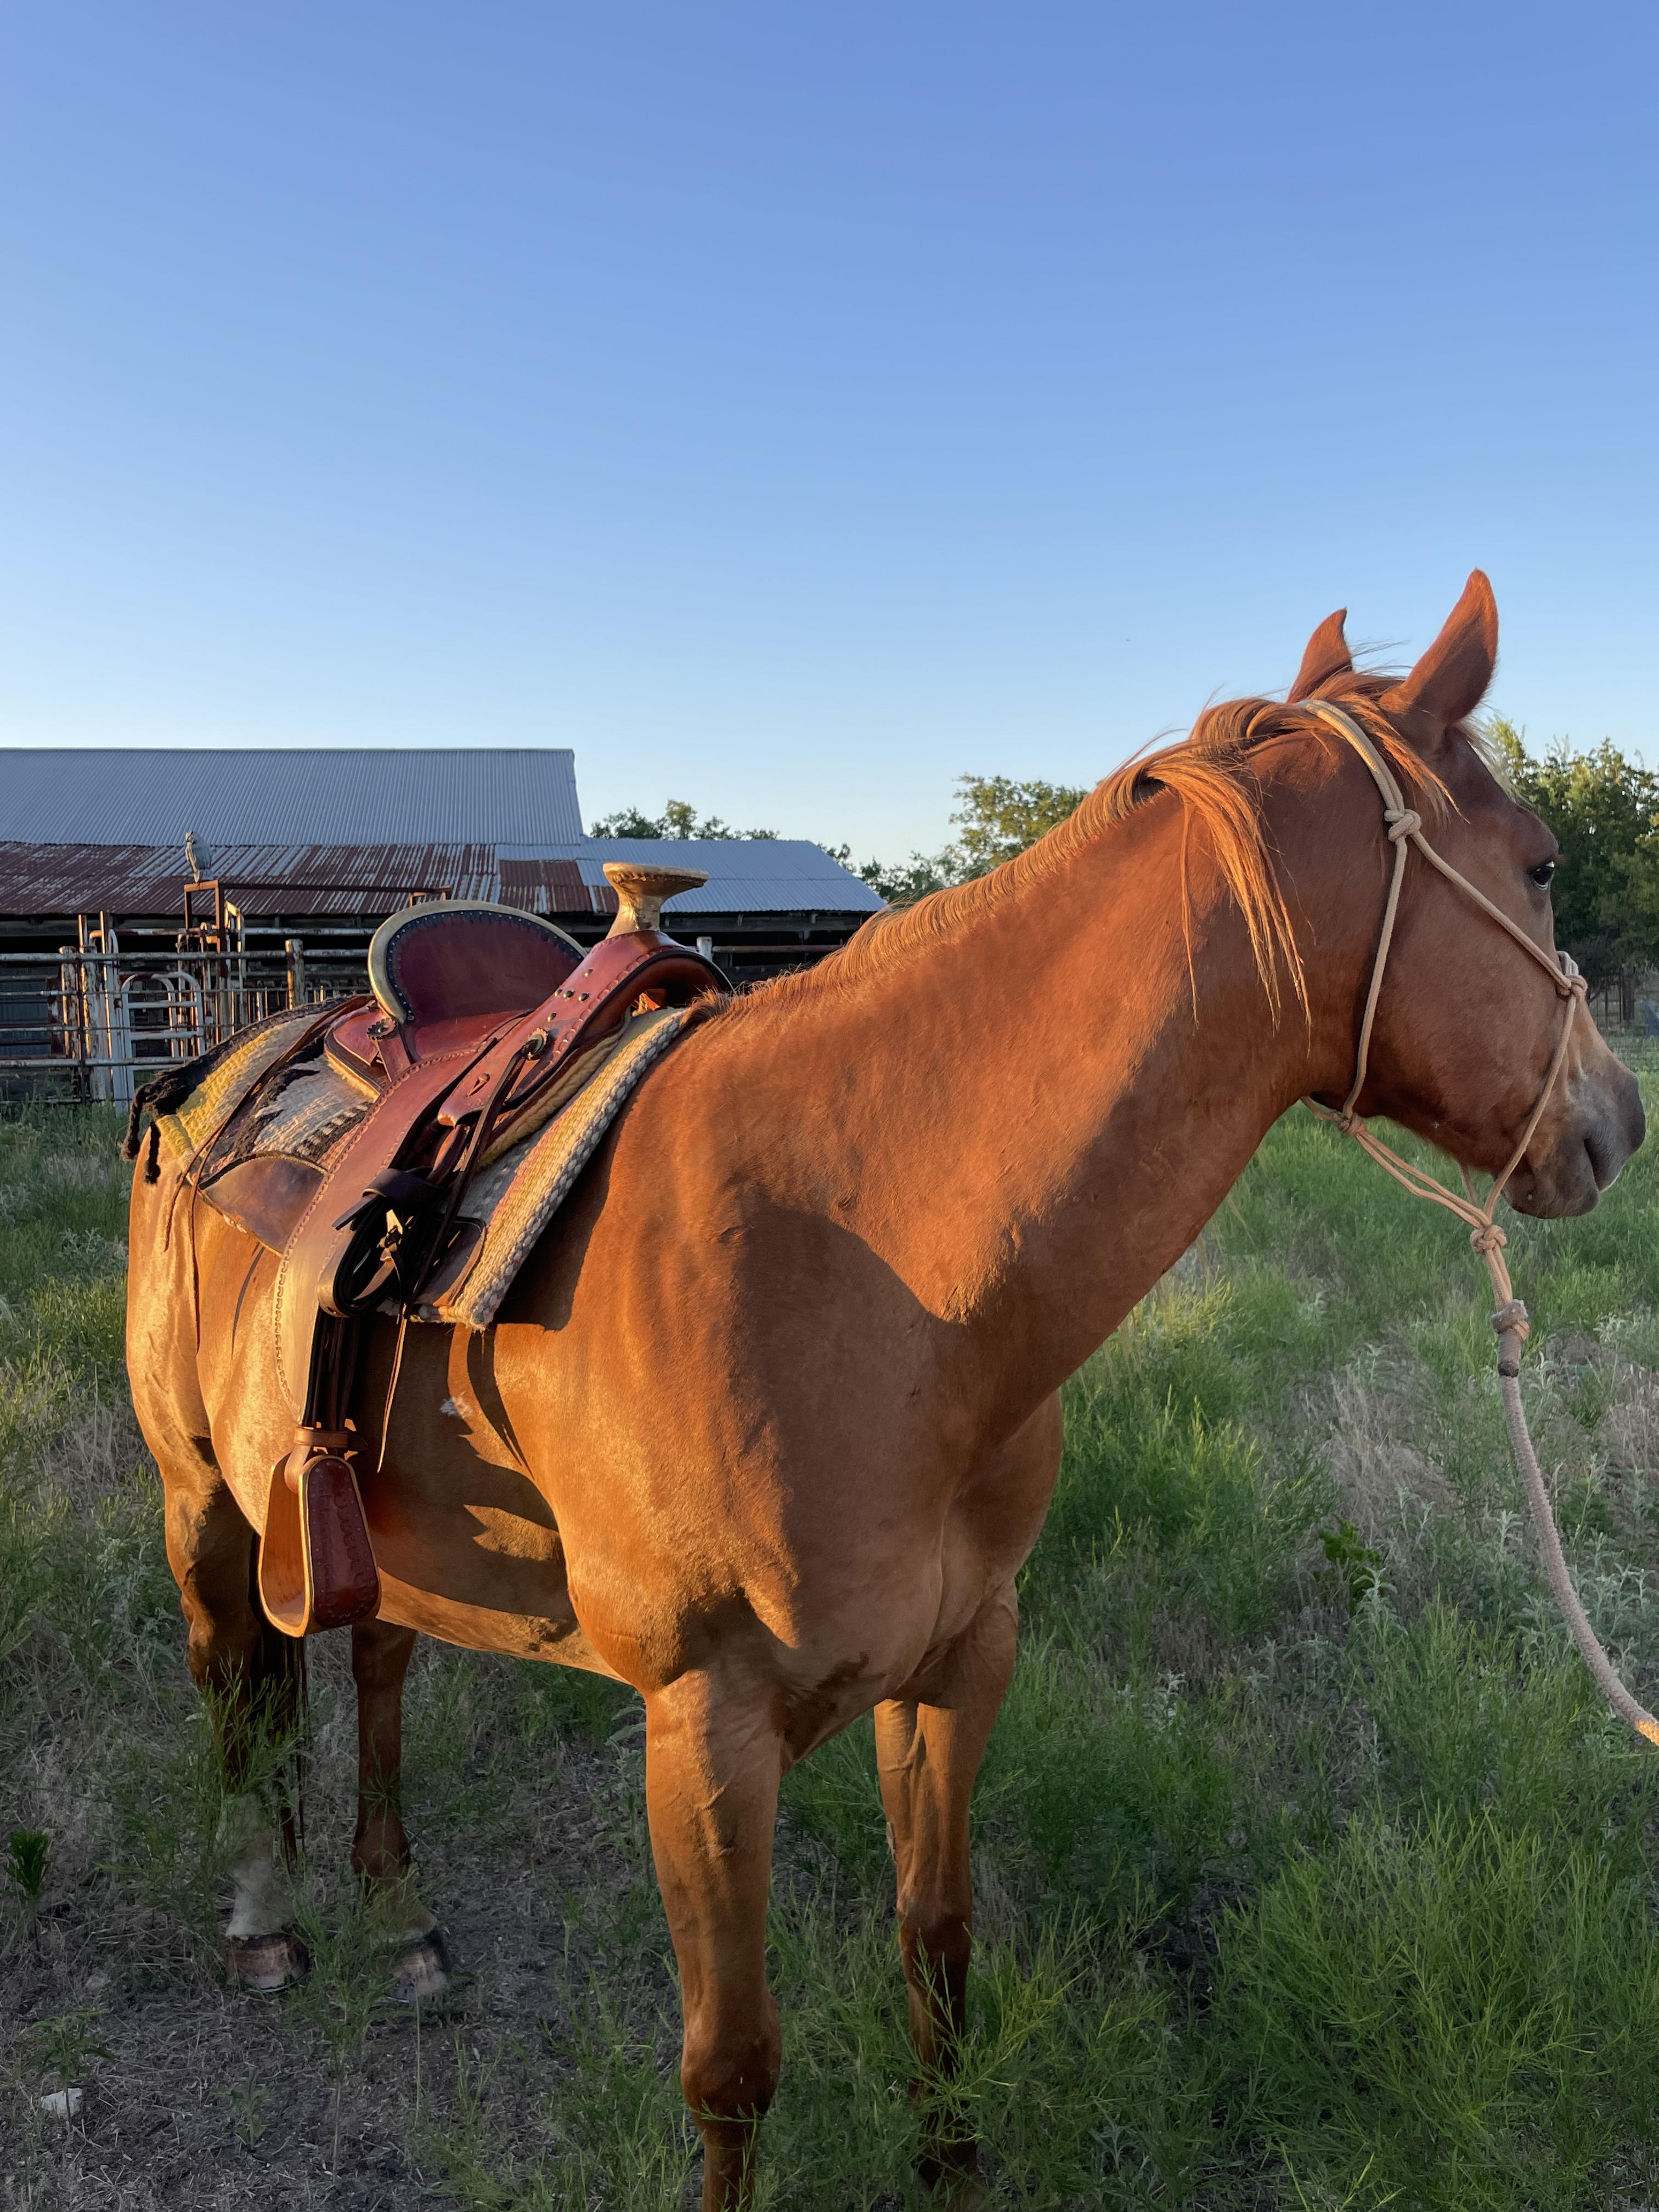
1381, 571, 1498, 734
1289, 608, 1351, 699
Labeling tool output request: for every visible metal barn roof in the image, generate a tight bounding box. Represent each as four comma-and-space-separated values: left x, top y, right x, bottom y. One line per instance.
0, 749, 583, 845
0, 841, 499, 918
0, 834, 880, 924
498, 839, 884, 917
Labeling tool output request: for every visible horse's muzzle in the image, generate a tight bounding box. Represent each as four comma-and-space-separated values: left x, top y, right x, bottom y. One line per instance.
1511, 1060, 1645, 1218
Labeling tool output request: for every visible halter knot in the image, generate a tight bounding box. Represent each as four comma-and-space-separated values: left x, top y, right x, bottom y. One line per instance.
1469, 1222, 1508, 1256
1491, 1297, 1531, 1342
1385, 808, 1422, 841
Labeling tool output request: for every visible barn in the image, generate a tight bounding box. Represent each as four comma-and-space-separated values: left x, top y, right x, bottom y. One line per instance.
0, 748, 883, 1097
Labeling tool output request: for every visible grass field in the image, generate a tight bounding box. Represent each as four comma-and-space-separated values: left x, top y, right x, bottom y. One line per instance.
8, 1062, 1659, 2209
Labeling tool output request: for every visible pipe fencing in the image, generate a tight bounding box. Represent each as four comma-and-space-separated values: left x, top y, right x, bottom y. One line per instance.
0, 927, 374, 1107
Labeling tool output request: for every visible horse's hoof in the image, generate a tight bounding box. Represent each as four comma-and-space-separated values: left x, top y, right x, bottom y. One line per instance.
390, 1926, 452, 2003
227, 1930, 308, 1992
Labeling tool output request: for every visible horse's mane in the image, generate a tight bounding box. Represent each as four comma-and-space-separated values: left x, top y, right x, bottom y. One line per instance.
725, 670, 1495, 1025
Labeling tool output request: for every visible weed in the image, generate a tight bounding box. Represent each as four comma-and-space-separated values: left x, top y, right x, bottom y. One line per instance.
24, 2006, 111, 2087
7, 1826, 49, 1903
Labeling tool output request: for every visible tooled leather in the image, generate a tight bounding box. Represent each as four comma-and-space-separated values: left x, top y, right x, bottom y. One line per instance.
273, 1040, 504, 1417
443, 939, 720, 1131
258, 1452, 379, 1636
273, 938, 723, 1417
301, 1457, 380, 1632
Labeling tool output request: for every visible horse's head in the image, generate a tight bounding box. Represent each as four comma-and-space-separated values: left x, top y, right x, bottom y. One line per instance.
1297, 572, 1644, 1218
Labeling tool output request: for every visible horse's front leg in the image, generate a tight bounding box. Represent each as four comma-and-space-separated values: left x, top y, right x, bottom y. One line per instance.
644, 1668, 784, 2210
350, 1619, 451, 2000
874, 1588, 1018, 2203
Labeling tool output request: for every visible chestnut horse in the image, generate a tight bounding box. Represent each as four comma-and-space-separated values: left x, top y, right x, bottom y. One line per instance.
127, 573, 1643, 2206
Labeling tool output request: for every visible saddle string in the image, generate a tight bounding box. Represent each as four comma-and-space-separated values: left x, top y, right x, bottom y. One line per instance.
1299, 703, 1659, 1746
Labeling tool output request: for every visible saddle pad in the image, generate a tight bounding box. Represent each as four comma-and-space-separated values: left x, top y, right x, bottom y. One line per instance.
423, 1004, 691, 1329
244, 1056, 376, 1165
151, 1006, 329, 1165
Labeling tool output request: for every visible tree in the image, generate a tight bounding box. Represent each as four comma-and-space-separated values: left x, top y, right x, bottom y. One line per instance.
1492, 719, 1659, 991
846, 773, 1087, 906
588, 798, 778, 840
945, 774, 1088, 878
592, 775, 1088, 908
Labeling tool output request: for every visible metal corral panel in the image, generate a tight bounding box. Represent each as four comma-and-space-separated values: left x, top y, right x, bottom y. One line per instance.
0, 750, 583, 845
497, 839, 885, 917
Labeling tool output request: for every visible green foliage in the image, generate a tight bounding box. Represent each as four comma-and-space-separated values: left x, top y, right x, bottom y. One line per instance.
1493, 716, 1659, 986
7, 1825, 49, 1901
1219, 1807, 1659, 2210
24, 2007, 111, 2085
593, 770, 1087, 905
946, 772, 1089, 876
1317, 1519, 1385, 1610
588, 798, 778, 840
854, 770, 1087, 905
845, 846, 953, 905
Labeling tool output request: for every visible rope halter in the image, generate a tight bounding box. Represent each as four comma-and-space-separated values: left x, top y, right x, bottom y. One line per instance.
1299, 705, 1657, 1746
1299, 701, 1585, 1318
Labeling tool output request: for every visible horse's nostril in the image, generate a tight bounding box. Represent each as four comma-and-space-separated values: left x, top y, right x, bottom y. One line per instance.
1585, 1127, 1615, 1191
1584, 1082, 1644, 1192
1623, 1080, 1647, 1157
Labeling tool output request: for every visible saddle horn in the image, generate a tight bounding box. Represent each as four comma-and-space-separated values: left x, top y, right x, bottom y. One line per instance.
602, 862, 708, 938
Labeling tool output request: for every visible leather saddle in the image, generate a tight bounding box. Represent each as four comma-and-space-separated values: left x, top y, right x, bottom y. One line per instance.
182, 863, 722, 1639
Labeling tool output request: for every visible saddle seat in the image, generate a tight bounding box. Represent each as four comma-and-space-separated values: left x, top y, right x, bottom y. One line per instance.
182, 864, 722, 1641
325, 899, 587, 1089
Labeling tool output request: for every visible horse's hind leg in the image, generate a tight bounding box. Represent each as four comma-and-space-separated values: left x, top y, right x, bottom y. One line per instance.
160, 1450, 306, 1989
644, 1669, 785, 2210
349, 1619, 451, 2000
874, 1588, 1019, 2202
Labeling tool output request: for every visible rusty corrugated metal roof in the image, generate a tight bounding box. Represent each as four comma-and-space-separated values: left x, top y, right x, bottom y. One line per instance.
0, 749, 583, 844
0, 833, 882, 926
0, 842, 498, 918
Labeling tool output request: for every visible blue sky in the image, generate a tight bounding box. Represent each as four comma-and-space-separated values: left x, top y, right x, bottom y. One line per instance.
1, 3, 1654, 858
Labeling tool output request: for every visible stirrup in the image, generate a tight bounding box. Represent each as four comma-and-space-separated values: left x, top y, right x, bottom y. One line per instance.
258, 1432, 381, 1638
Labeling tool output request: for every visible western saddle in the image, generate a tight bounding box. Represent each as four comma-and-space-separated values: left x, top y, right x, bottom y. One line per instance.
157, 862, 724, 1638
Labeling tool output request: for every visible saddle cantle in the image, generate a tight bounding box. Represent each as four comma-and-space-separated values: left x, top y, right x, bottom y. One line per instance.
165, 866, 723, 1638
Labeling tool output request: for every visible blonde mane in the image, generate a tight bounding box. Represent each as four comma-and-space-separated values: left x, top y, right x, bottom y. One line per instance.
731, 672, 1471, 1024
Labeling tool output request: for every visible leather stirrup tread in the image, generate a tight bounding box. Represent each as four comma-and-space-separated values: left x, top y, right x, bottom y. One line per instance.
258, 1443, 381, 1638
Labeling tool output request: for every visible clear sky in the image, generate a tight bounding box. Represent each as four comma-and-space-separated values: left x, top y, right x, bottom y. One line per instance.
1, 3, 1654, 860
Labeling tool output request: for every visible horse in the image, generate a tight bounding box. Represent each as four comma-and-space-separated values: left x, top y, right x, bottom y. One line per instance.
126, 572, 1644, 2207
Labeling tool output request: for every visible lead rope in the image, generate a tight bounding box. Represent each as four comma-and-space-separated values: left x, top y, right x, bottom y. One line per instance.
1299, 704, 1659, 1747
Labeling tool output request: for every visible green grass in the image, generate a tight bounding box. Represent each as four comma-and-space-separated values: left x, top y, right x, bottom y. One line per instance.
8, 1084, 1659, 2206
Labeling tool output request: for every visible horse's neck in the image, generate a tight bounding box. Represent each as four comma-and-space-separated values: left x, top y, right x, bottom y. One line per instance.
775, 778, 1364, 1411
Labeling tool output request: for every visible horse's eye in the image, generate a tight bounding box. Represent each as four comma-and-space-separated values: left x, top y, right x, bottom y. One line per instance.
1528, 861, 1556, 889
